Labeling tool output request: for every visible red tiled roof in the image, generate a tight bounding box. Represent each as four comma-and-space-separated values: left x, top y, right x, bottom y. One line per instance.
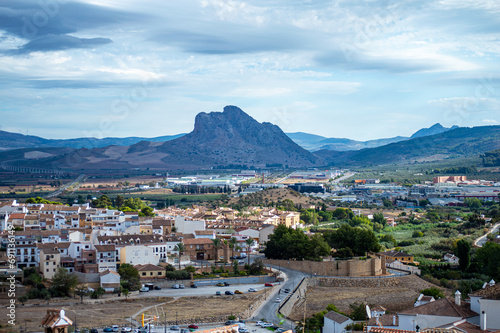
398, 298, 477, 318
369, 328, 414, 333
183, 238, 214, 245
470, 283, 500, 300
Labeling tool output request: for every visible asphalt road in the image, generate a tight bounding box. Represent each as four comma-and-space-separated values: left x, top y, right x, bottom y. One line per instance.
251, 263, 307, 329
474, 222, 500, 247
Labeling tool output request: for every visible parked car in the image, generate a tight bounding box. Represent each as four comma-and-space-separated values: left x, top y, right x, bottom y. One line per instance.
170, 325, 180, 331
139, 287, 149, 292
179, 284, 185, 289
172, 284, 180, 289
121, 327, 132, 333
283, 288, 290, 293
275, 298, 281, 303
276, 328, 286, 333
265, 283, 273, 287
239, 328, 249, 333
248, 288, 257, 292
260, 323, 274, 328
188, 324, 198, 329
225, 320, 237, 325
225, 290, 234, 295
224, 282, 230, 286
238, 260, 245, 265
154, 286, 161, 290
234, 290, 243, 294
256, 321, 266, 327
190, 284, 198, 288
91, 329, 98, 333
112, 325, 120, 332
216, 291, 221, 296
103, 327, 113, 332
181, 329, 190, 333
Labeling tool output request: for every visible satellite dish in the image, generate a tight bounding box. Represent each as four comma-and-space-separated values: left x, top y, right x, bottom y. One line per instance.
366, 305, 372, 319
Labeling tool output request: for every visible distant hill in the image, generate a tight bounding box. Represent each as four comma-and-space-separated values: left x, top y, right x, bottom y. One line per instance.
8, 106, 319, 171
410, 123, 458, 139
285, 132, 326, 150
315, 125, 500, 166
286, 123, 457, 152
0, 130, 185, 151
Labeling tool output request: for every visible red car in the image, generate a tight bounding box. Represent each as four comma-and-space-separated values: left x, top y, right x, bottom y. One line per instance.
188, 325, 198, 329
265, 283, 273, 287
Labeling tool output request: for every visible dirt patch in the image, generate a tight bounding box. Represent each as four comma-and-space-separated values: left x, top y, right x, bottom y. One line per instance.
143, 294, 262, 325
3, 291, 267, 332
2, 298, 166, 332
289, 275, 445, 320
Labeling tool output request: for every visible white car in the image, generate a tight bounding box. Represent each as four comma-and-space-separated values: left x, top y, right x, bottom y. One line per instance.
260, 323, 274, 328
256, 321, 266, 327
248, 288, 257, 292
275, 298, 281, 303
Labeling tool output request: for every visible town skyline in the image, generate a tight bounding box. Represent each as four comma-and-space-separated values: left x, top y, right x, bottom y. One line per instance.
1, 1, 499, 141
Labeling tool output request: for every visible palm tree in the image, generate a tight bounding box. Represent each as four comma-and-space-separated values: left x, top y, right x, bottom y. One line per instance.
211, 238, 221, 263
175, 242, 185, 270
245, 238, 254, 265
229, 237, 238, 261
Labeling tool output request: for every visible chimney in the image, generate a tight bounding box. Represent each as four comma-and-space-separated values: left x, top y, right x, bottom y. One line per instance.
454, 290, 461, 306
480, 311, 487, 331
393, 316, 396, 326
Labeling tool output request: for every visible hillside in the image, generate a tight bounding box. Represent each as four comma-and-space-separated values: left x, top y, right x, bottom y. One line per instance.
316, 125, 500, 166
6, 106, 320, 171
0, 130, 184, 151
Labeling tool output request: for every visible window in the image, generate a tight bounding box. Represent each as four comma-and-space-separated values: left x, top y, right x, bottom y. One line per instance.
157, 272, 162, 276
150, 272, 153, 276
142, 272, 146, 276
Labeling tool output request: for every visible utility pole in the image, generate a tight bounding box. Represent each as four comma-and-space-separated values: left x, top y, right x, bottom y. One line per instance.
302, 295, 307, 333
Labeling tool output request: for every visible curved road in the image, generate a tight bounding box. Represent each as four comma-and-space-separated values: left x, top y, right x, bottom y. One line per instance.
474, 222, 500, 247
251, 263, 308, 328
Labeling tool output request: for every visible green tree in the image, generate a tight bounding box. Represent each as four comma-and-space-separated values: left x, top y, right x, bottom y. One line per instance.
264, 224, 330, 260
245, 238, 254, 265
175, 242, 185, 270
229, 237, 238, 259
115, 195, 125, 208
74, 284, 90, 303
50, 268, 78, 297
373, 213, 387, 227
324, 224, 380, 256
421, 287, 445, 299
455, 239, 471, 271
122, 288, 130, 300
464, 198, 482, 210
475, 242, 500, 280
118, 263, 140, 291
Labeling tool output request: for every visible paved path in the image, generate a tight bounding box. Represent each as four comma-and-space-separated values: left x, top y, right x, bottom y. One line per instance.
474, 222, 500, 247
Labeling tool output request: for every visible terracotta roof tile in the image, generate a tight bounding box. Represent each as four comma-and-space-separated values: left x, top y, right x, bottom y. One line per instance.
398, 298, 477, 318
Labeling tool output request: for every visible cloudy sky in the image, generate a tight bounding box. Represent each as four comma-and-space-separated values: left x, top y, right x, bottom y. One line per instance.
1, 0, 499, 141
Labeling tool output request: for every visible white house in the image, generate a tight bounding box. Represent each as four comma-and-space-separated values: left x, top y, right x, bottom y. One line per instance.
94, 244, 117, 272
323, 311, 353, 333
174, 216, 205, 234
120, 244, 160, 266
469, 282, 500, 330
99, 270, 121, 292
444, 253, 459, 264
397, 297, 478, 331
414, 293, 435, 307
